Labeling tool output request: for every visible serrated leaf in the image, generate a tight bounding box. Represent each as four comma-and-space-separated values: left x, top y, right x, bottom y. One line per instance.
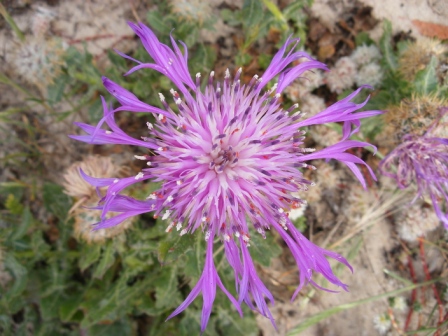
242, 0, 264, 29
78, 243, 102, 271
47, 76, 68, 105
249, 231, 282, 267
147, 10, 171, 34
42, 183, 71, 221
220, 9, 241, 26
155, 266, 181, 310
59, 293, 83, 322
40, 292, 64, 320
4, 254, 27, 299
87, 318, 133, 336
216, 307, 258, 336
414, 56, 438, 95
158, 233, 196, 265
379, 20, 397, 71
190, 44, 217, 75
183, 234, 204, 279
93, 243, 115, 279
9, 206, 31, 240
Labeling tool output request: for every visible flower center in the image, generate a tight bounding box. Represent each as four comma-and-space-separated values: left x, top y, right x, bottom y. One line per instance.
209, 143, 238, 174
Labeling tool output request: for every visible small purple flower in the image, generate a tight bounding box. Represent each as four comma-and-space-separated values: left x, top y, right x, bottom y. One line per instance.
71, 22, 381, 331
380, 107, 448, 229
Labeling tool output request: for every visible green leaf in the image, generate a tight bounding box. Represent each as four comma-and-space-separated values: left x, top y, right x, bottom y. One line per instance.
158, 233, 196, 265
183, 234, 204, 279
216, 307, 259, 336
93, 243, 116, 279
87, 318, 133, 336
42, 183, 72, 221
4, 253, 28, 299
261, 0, 288, 31
47, 76, 68, 105
154, 266, 181, 310
355, 32, 374, 46
249, 231, 282, 267
9, 206, 31, 241
4, 194, 24, 215
88, 98, 104, 124
414, 56, 438, 95
190, 44, 217, 75
220, 9, 241, 26
242, 0, 264, 29
40, 292, 64, 320
379, 20, 397, 71
147, 10, 171, 34
78, 243, 102, 271
59, 293, 83, 322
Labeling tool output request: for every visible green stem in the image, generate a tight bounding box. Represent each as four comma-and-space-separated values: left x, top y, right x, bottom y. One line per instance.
0, 3, 25, 42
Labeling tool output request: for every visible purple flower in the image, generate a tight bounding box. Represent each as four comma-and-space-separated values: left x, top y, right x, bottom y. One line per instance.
380, 108, 448, 229
71, 22, 381, 331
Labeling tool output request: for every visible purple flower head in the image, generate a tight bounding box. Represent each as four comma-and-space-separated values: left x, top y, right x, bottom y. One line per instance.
380, 107, 448, 229
70, 22, 381, 331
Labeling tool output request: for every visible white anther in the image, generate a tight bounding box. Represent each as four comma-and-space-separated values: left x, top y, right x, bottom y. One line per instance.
176, 180, 182, 185
176, 223, 182, 231
201, 216, 207, 222
180, 229, 187, 236
242, 234, 250, 242
158, 93, 165, 102
158, 114, 165, 120
158, 147, 163, 151
167, 195, 174, 203
146, 122, 153, 130
165, 222, 175, 233
175, 98, 182, 105
225, 69, 230, 78
205, 230, 211, 241
196, 72, 201, 78
216, 87, 221, 92
135, 172, 144, 180
147, 161, 152, 166
210, 71, 215, 77
237, 67, 242, 73
278, 208, 284, 214
223, 234, 230, 242
105, 130, 112, 134
253, 74, 259, 79
162, 210, 172, 220
113, 179, 119, 183
235, 232, 240, 238
275, 93, 281, 98
147, 193, 156, 200
134, 155, 146, 160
